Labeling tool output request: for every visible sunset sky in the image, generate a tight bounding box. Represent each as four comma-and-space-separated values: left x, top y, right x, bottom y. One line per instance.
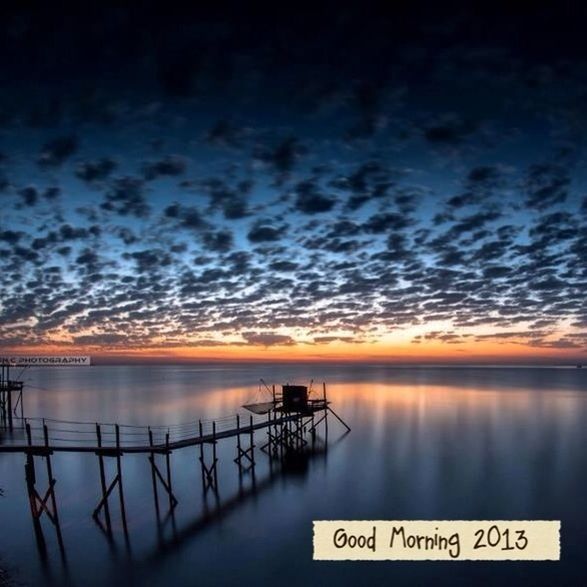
0, 4, 586, 363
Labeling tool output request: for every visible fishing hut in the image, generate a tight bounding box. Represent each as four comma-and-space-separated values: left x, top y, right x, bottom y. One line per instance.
243, 380, 350, 456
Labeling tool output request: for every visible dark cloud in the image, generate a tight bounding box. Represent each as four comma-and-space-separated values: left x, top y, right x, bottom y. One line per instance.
0, 230, 23, 244
206, 120, 246, 149
38, 136, 78, 167
18, 186, 39, 207
164, 203, 206, 230
202, 230, 233, 253
128, 249, 173, 273
330, 161, 395, 211
43, 186, 61, 200
269, 260, 298, 272
524, 163, 570, 210
75, 158, 117, 183
313, 336, 362, 344
254, 137, 306, 181
201, 178, 251, 220
423, 115, 477, 146
247, 222, 282, 243
363, 212, 411, 234
242, 332, 295, 346
142, 155, 187, 180
294, 180, 336, 214
72, 333, 133, 346
102, 177, 149, 217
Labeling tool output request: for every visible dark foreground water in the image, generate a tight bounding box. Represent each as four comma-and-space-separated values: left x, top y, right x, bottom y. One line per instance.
0, 364, 586, 586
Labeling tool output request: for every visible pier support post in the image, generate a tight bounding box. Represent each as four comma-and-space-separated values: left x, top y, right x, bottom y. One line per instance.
93, 424, 128, 535
323, 382, 328, 435
261, 411, 285, 457
148, 428, 178, 514
198, 420, 219, 493
95, 423, 112, 533
23, 420, 65, 553
7, 382, 12, 431
289, 416, 308, 451
234, 414, 256, 479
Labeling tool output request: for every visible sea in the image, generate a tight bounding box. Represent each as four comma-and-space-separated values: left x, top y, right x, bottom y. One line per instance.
0, 363, 585, 586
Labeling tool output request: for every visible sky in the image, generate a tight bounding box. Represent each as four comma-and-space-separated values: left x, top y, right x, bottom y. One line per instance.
0, 3, 586, 363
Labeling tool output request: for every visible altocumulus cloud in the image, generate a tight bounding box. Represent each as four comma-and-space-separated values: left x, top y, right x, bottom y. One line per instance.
0, 4, 585, 357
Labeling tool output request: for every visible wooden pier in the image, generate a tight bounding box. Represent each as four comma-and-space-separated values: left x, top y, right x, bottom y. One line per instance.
0, 379, 350, 554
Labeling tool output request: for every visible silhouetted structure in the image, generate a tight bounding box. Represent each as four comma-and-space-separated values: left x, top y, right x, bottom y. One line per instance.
0, 379, 350, 553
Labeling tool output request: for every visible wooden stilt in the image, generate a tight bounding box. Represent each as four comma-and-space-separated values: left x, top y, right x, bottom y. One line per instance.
93, 424, 128, 535
115, 425, 128, 534
327, 407, 351, 432
199, 420, 219, 493
96, 424, 112, 533
234, 414, 256, 474
235, 414, 241, 463
148, 428, 160, 518
165, 432, 175, 510
7, 383, 12, 431
198, 420, 205, 489
22, 420, 65, 555
249, 415, 255, 465
212, 421, 218, 490
43, 422, 65, 550
323, 382, 329, 435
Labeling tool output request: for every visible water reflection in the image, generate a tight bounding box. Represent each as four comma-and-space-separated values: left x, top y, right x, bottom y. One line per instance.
0, 365, 585, 587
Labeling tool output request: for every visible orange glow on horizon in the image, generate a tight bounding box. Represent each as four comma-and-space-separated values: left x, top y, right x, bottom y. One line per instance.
2, 338, 584, 364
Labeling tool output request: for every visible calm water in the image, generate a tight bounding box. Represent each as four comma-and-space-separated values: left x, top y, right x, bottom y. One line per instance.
0, 364, 586, 586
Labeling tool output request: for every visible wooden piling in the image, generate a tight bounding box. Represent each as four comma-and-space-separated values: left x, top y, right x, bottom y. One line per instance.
148, 427, 160, 517
7, 383, 12, 431
165, 431, 173, 510
235, 414, 241, 464
96, 423, 112, 532
212, 421, 218, 490
323, 382, 329, 435
43, 421, 64, 546
115, 424, 128, 533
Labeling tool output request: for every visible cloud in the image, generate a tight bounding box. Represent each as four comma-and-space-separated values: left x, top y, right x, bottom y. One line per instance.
75, 158, 117, 182
164, 203, 207, 230
313, 335, 362, 344
423, 115, 477, 145
142, 155, 187, 180
247, 222, 282, 243
524, 163, 570, 210
201, 230, 233, 252
101, 177, 149, 217
72, 333, 132, 346
1, 6, 586, 356
206, 120, 247, 149
18, 186, 39, 207
254, 137, 306, 180
242, 332, 296, 346
201, 178, 251, 219
38, 136, 78, 167
294, 180, 336, 214
0, 230, 23, 244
